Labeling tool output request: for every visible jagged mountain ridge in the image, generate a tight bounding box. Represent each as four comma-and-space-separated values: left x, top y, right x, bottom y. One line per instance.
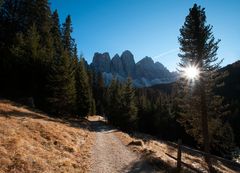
90, 50, 178, 87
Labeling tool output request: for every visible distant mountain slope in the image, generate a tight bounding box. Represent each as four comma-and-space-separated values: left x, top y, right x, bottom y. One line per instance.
216, 60, 240, 100
147, 82, 176, 94
216, 60, 240, 147
90, 50, 178, 87
147, 60, 240, 96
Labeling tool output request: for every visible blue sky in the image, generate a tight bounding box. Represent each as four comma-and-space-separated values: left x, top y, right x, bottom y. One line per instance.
50, 0, 240, 71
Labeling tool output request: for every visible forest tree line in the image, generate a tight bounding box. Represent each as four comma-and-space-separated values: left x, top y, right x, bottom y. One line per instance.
0, 0, 94, 116
0, 0, 239, 161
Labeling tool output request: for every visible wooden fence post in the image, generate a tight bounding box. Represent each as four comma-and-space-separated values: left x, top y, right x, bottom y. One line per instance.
177, 139, 182, 172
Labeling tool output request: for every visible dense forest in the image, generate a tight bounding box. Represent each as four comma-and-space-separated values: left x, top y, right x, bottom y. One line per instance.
0, 0, 239, 162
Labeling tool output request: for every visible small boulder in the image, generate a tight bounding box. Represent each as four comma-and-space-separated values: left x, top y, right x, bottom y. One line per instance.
128, 140, 144, 147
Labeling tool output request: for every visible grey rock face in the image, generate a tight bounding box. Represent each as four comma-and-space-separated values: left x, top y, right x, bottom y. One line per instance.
90, 50, 178, 87
136, 56, 156, 80
136, 56, 173, 80
91, 52, 111, 72
120, 50, 136, 77
111, 54, 125, 76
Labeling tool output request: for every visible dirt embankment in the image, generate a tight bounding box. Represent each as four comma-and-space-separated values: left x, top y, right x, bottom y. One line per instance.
0, 100, 94, 173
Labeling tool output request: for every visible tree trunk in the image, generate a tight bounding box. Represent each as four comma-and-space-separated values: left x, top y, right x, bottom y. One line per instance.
200, 82, 214, 173
177, 139, 182, 172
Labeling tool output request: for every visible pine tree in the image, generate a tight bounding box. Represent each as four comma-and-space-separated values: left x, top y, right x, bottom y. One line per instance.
51, 10, 63, 56
106, 78, 122, 125
87, 70, 96, 116
75, 57, 92, 117
106, 78, 138, 130
62, 15, 74, 56
44, 9, 74, 114
20, 0, 53, 57
137, 92, 152, 133
72, 44, 79, 71
11, 24, 46, 97
62, 15, 77, 86
46, 48, 76, 115
120, 78, 138, 130
93, 72, 105, 115
89, 98, 96, 115
0, 0, 80, 114
31, 0, 52, 46
177, 4, 234, 171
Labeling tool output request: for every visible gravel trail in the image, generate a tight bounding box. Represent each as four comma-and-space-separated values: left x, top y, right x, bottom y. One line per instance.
89, 120, 156, 173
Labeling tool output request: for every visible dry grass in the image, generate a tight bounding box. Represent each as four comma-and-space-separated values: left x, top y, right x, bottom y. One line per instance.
114, 131, 239, 173
0, 100, 94, 173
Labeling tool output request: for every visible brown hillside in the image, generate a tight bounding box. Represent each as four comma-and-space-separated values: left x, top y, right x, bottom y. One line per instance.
0, 100, 93, 173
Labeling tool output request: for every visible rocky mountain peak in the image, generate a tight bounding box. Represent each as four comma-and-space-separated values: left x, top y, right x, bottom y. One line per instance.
111, 54, 124, 76
91, 52, 111, 72
90, 50, 178, 87
137, 56, 154, 66
112, 54, 120, 59
120, 50, 136, 77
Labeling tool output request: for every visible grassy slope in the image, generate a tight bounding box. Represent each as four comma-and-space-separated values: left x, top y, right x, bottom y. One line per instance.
0, 100, 93, 173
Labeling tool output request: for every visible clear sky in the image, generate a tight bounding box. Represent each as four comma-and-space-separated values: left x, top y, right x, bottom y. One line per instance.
50, 0, 240, 72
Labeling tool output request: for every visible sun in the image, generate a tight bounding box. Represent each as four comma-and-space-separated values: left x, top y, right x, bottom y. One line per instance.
184, 66, 199, 80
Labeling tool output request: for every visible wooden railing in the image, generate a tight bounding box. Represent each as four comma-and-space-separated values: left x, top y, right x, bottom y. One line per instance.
165, 139, 240, 172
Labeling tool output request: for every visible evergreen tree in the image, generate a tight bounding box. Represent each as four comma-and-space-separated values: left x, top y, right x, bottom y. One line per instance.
87, 70, 96, 116
120, 78, 138, 130
177, 4, 234, 171
46, 50, 76, 115
105, 78, 122, 125
89, 98, 96, 115
75, 57, 91, 117
137, 92, 155, 134
47, 11, 76, 114
93, 72, 105, 115
62, 15, 77, 88
72, 44, 79, 70
28, 0, 52, 46
0, 0, 53, 101
19, 0, 53, 57
62, 15, 74, 56
11, 24, 46, 98
51, 10, 63, 56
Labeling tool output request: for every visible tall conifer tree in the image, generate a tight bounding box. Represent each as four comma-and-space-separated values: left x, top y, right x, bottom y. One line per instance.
75, 57, 91, 117
47, 50, 76, 115
178, 4, 234, 171
121, 78, 138, 130
62, 15, 74, 56
11, 24, 45, 97
46, 10, 76, 114
51, 10, 63, 57
106, 78, 122, 124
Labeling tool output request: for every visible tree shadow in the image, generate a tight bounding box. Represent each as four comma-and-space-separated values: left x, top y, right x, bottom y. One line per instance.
85, 119, 119, 133
121, 154, 179, 173
0, 102, 118, 134
120, 131, 209, 173
0, 102, 91, 131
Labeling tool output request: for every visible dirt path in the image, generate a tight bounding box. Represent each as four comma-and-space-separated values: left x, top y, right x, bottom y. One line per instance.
89, 119, 156, 173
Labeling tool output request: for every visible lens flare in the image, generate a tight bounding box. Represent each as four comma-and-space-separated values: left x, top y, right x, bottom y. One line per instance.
184, 66, 199, 80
